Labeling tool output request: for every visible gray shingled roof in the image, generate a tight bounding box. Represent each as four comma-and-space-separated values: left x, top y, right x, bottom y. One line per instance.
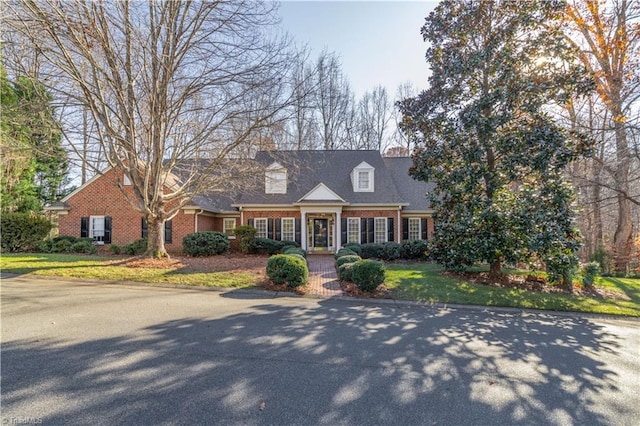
383, 157, 435, 212
230, 150, 429, 208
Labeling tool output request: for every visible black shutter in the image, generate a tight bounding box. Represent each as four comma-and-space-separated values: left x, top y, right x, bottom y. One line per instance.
295, 219, 301, 244
268, 218, 274, 239
275, 218, 282, 241
360, 218, 367, 244
388, 218, 394, 243
80, 217, 89, 238
402, 218, 409, 240
104, 216, 112, 244
367, 218, 375, 244
141, 218, 148, 239
248, 218, 254, 227
421, 218, 428, 240
341, 218, 347, 245
165, 219, 173, 244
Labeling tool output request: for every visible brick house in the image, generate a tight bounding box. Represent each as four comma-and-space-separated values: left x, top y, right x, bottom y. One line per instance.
45, 150, 435, 253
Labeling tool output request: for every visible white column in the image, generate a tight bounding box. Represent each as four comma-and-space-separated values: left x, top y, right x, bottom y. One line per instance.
301, 211, 307, 251
336, 210, 342, 250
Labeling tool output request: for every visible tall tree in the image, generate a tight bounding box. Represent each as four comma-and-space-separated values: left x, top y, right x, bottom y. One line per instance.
400, 0, 593, 285
565, 0, 640, 274
315, 52, 352, 150
7, 0, 295, 257
0, 66, 68, 212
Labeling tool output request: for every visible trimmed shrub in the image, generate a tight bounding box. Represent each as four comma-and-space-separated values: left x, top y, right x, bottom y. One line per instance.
360, 243, 384, 259
183, 232, 229, 256
53, 239, 73, 253
110, 245, 122, 255
336, 254, 361, 267
234, 225, 256, 254
123, 238, 148, 255
0, 212, 53, 252
254, 237, 297, 255
71, 240, 98, 254
343, 243, 362, 255
52, 235, 79, 244
381, 242, 403, 261
334, 247, 356, 259
401, 239, 429, 259
351, 260, 386, 292
283, 246, 307, 258
37, 239, 54, 253
582, 261, 601, 287
286, 253, 307, 263
266, 254, 308, 288
338, 262, 356, 281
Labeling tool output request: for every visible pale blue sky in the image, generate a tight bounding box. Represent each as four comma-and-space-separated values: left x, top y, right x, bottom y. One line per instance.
277, 1, 439, 98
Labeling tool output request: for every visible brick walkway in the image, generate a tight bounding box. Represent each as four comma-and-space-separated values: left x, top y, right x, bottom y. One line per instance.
306, 254, 343, 297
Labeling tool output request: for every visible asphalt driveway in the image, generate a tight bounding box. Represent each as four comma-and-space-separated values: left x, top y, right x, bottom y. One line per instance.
1, 274, 639, 425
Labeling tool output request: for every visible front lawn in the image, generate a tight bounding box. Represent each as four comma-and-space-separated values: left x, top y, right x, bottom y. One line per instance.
385, 263, 640, 317
0, 253, 262, 288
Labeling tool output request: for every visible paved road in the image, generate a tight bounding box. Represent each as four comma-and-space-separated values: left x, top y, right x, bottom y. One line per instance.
2, 275, 639, 426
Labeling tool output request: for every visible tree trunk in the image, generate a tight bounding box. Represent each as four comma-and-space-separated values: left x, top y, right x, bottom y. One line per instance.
144, 216, 168, 258
613, 119, 633, 275
488, 259, 502, 283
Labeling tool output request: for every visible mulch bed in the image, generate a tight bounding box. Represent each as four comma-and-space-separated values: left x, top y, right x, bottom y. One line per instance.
340, 281, 393, 299
107, 253, 269, 274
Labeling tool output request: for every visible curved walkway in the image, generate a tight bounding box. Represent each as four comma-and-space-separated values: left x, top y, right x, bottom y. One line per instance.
306, 254, 343, 297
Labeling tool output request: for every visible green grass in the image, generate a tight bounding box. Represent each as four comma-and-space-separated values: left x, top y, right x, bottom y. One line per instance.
0, 253, 258, 288
385, 263, 640, 317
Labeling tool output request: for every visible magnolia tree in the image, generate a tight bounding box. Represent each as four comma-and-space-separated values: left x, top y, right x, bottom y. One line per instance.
399, 0, 593, 287
5, 0, 297, 257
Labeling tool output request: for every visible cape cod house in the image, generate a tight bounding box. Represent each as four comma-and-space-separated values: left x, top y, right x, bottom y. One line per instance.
45, 150, 435, 253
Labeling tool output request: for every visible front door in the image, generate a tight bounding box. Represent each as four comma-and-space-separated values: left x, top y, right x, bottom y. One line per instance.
313, 219, 329, 250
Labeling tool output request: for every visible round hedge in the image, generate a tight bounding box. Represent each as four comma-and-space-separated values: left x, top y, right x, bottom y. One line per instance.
283, 246, 307, 258
351, 259, 386, 292
266, 254, 308, 288
334, 247, 356, 260
182, 231, 229, 256
336, 254, 361, 267
337, 262, 356, 281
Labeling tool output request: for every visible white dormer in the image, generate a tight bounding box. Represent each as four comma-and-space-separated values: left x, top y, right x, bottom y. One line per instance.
265, 162, 287, 194
351, 161, 374, 192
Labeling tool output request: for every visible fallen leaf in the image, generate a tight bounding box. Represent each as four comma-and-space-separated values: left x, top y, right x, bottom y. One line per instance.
259, 401, 266, 411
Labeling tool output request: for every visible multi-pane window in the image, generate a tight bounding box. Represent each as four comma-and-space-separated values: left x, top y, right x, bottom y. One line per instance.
357, 171, 370, 191
254, 218, 268, 239
223, 218, 236, 237
90, 216, 105, 243
281, 218, 295, 242
408, 218, 421, 241
374, 218, 387, 243
266, 170, 287, 194
347, 218, 360, 244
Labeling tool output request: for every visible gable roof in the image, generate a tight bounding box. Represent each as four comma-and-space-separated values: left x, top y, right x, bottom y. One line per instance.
383, 157, 435, 212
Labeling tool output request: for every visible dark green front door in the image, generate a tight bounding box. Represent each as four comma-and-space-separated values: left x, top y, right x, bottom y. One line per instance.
313, 219, 328, 249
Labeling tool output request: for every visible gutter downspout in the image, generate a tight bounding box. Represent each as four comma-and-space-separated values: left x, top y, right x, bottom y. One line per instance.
194, 209, 204, 232
397, 206, 402, 243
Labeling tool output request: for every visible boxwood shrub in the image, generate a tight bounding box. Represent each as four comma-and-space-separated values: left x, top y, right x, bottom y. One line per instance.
254, 237, 298, 255
359, 243, 384, 259
401, 240, 429, 259
183, 232, 229, 256
336, 254, 361, 267
338, 262, 356, 281
0, 212, 53, 252
266, 254, 308, 288
351, 259, 386, 292
283, 246, 307, 258
334, 247, 356, 259
234, 225, 256, 254
123, 238, 148, 255
343, 243, 362, 255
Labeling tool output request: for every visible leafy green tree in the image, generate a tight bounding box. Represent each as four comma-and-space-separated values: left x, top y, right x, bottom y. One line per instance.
0, 66, 68, 212
400, 0, 593, 286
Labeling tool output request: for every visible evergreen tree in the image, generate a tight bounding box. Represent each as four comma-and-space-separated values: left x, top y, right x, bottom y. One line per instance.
399, 0, 593, 286
0, 66, 68, 212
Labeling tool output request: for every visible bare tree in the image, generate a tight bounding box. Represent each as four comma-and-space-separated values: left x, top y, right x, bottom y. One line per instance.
357, 85, 391, 151
5, 0, 295, 257
566, 0, 640, 273
315, 51, 352, 150
390, 81, 418, 154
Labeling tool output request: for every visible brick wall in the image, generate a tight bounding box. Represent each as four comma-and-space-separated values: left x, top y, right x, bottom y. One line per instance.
57, 168, 205, 253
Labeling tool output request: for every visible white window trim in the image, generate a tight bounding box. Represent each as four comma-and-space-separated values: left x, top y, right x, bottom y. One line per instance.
352, 162, 375, 192
223, 218, 237, 239
281, 217, 295, 242
265, 165, 287, 194
347, 217, 360, 244
408, 217, 421, 241
374, 217, 387, 243
254, 218, 268, 239
90, 215, 105, 244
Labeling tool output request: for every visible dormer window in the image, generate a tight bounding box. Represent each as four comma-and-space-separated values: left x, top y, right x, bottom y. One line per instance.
265, 162, 287, 194
351, 161, 374, 192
